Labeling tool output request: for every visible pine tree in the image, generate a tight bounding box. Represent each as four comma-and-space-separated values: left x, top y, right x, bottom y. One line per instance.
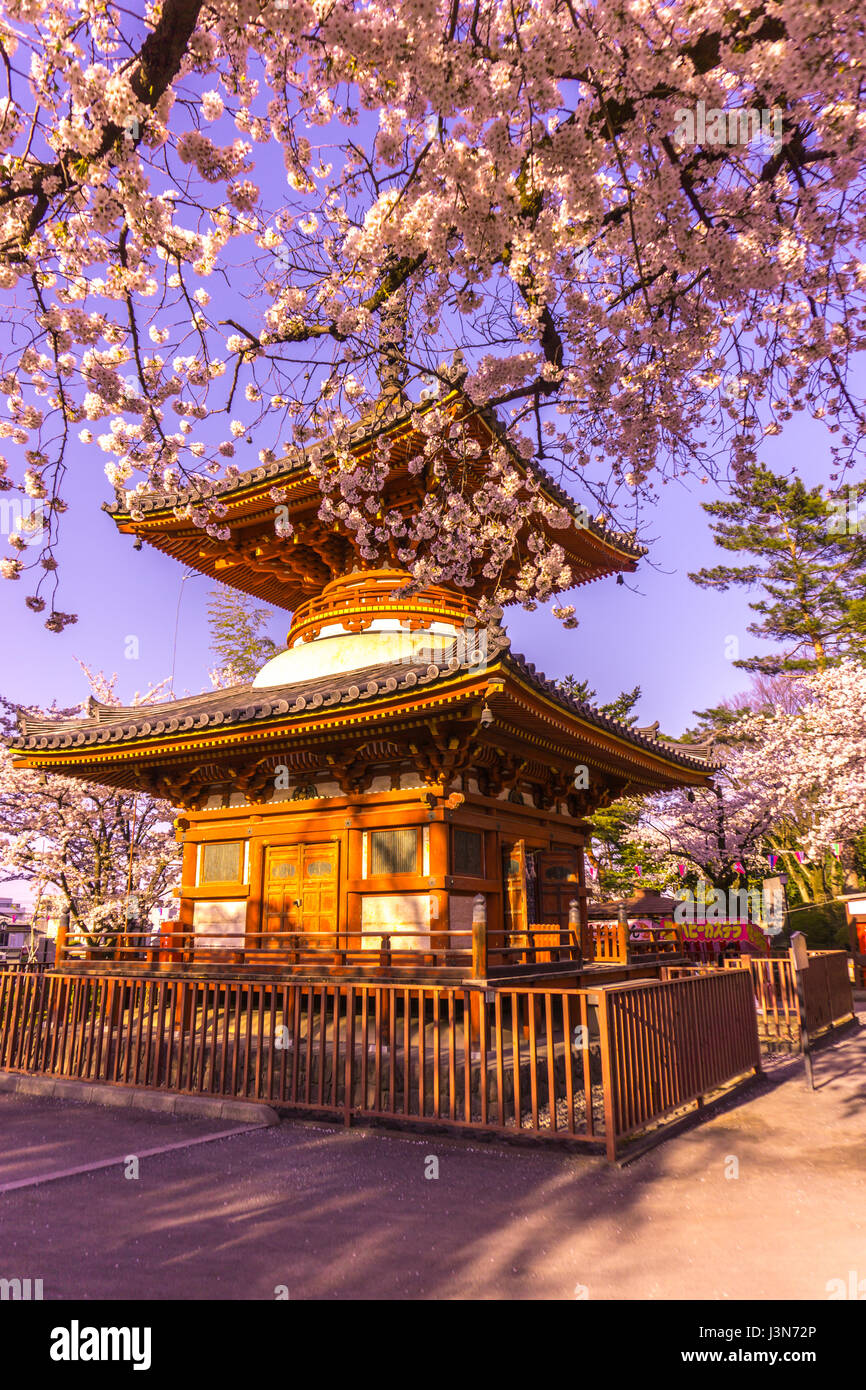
556, 676, 642, 726
689, 468, 866, 673
207, 588, 280, 686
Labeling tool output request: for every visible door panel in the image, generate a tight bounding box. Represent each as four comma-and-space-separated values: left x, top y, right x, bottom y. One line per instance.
299, 845, 338, 937
264, 846, 300, 939
537, 848, 580, 927
261, 843, 339, 953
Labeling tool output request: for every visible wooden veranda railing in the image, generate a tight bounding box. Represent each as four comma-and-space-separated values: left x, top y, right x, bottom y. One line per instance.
53, 923, 584, 976
664, 950, 855, 1051
0, 967, 761, 1161
54, 914, 682, 977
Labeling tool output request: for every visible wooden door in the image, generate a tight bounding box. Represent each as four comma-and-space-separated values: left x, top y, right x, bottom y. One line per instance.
537, 848, 580, 928
261, 843, 339, 956
298, 843, 339, 942
263, 844, 301, 951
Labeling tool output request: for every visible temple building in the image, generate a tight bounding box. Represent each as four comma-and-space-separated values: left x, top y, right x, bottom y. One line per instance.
13, 384, 712, 983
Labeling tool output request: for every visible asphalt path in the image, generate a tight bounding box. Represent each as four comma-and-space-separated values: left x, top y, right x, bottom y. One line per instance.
1, 1015, 865, 1300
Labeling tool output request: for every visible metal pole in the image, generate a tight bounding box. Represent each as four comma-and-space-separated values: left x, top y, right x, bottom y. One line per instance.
790, 931, 814, 1090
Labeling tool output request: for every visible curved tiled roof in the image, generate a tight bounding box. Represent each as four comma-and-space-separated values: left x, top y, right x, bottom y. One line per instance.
13, 635, 713, 775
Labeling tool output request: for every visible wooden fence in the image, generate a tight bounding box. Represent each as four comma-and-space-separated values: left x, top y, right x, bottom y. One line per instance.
0, 967, 761, 1160
665, 950, 855, 1051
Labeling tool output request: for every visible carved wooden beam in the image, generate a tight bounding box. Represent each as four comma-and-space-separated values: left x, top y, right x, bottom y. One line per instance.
325, 748, 374, 796
224, 755, 275, 800
485, 750, 527, 797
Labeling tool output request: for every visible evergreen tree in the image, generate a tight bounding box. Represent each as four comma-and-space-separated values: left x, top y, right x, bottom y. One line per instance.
207, 588, 280, 686
689, 468, 866, 674
556, 676, 642, 726
685, 673, 809, 747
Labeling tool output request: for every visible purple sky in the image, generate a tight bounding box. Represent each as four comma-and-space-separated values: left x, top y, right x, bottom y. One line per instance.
0, 408, 845, 736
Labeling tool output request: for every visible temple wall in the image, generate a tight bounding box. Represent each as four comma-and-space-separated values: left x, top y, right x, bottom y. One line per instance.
172, 788, 588, 962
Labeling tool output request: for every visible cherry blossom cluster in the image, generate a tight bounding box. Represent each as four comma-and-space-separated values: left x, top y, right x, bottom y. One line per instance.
0, 0, 863, 625
630, 662, 866, 886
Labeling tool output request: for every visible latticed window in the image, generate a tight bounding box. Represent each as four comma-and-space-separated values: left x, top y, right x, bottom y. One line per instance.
453, 828, 483, 877
305, 858, 334, 877
370, 828, 418, 876
200, 841, 243, 884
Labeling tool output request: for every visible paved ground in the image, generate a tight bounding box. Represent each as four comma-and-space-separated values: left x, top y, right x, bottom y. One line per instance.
1, 1015, 865, 1300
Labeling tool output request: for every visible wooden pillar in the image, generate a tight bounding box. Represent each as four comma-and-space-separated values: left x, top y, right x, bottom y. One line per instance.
568, 899, 580, 961
180, 838, 197, 963
576, 839, 590, 959
469, 900, 487, 1046
55, 911, 69, 966
428, 818, 450, 965
485, 827, 503, 967
346, 824, 363, 956
244, 834, 265, 965
617, 904, 629, 964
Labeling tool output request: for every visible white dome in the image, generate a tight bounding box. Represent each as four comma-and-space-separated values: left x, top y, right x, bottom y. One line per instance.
252, 625, 459, 688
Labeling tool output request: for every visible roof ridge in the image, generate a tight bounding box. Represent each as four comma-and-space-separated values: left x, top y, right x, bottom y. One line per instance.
11, 645, 491, 752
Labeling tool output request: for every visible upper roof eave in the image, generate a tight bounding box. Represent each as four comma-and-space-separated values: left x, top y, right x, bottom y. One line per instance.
103, 388, 645, 568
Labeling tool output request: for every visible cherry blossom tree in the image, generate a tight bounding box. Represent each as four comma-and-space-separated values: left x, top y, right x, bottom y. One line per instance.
631, 661, 866, 894
734, 660, 866, 865
0, 668, 181, 938
0, 1, 865, 629
629, 771, 776, 894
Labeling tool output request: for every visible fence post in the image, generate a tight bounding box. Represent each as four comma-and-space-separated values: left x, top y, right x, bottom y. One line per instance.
594, 989, 619, 1163
378, 937, 392, 1044
344, 986, 355, 1127
617, 904, 629, 964
471, 894, 487, 979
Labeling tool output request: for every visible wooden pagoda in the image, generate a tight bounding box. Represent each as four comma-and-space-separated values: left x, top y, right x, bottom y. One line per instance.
13, 386, 712, 986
